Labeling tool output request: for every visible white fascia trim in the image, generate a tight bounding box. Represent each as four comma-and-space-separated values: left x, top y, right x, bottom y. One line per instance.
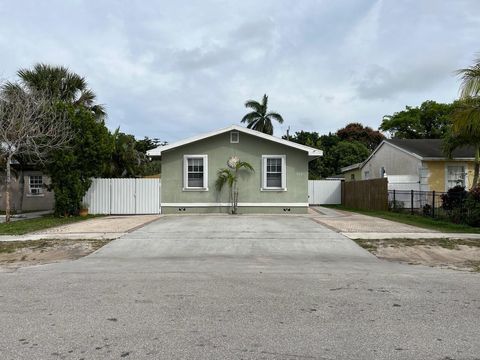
423, 157, 475, 161
147, 125, 323, 157
161, 202, 309, 207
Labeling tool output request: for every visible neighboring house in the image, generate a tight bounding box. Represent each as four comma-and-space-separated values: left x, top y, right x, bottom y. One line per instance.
147, 125, 322, 214
341, 139, 475, 192
0, 169, 54, 212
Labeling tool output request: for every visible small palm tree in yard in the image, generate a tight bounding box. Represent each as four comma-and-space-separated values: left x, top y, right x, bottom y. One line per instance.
215, 157, 254, 214
241, 94, 284, 135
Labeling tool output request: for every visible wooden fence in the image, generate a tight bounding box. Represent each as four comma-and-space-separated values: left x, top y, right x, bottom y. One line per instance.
341, 178, 388, 211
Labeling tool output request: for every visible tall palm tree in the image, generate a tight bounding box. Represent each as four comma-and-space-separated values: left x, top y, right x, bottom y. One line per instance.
445, 98, 480, 187
241, 94, 284, 135
4, 63, 105, 119
456, 57, 480, 98
215, 158, 254, 214
444, 58, 480, 187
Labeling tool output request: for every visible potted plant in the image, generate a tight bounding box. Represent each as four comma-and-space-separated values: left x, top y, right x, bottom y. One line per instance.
79, 202, 89, 217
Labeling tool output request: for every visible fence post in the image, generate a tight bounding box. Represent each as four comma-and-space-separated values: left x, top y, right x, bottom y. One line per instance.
410, 190, 414, 215
393, 190, 396, 210
432, 191, 435, 218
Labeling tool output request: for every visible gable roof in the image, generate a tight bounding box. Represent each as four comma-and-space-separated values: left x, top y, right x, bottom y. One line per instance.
341, 138, 475, 174
384, 139, 475, 159
147, 125, 323, 157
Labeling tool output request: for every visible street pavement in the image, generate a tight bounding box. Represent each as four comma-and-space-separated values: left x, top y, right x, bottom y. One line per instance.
0, 215, 479, 359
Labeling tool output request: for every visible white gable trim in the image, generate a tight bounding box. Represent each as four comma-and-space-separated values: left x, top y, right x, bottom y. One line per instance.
147, 125, 323, 157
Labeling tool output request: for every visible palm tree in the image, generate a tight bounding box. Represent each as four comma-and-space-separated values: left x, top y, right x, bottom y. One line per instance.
4, 63, 105, 119
444, 97, 480, 187
444, 58, 480, 188
215, 158, 254, 214
456, 57, 480, 98
241, 94, 284, 135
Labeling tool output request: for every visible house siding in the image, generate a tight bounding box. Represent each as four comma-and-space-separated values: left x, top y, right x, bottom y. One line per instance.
423, 160, 475, 192
161, 131, 309, 214
362, 142, 422, 179
0, 171, 54, 212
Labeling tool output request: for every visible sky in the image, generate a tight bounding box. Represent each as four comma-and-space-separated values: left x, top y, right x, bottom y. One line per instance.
0, 0, 479, 142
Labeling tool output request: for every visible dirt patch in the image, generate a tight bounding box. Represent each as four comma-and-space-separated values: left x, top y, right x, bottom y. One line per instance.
0, 239, 111, 271
354, 238, 480, 272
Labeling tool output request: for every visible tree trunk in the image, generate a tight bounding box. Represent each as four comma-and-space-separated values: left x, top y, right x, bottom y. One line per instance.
17, 169, 25, 213
5, 155, 12, 223
473, 146, 480, 188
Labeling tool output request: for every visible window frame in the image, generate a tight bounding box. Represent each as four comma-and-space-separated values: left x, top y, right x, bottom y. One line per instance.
28, 175, 44, 196
230, 131, 239, 143
261, 155, 287, 191
445, 163, 467, 191
183, 155, 208, 191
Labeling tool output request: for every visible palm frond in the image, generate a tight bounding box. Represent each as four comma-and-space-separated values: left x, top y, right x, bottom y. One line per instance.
456, 58, 480, 98
241, 112, 260, 124
215, 169, 235, 191
266, 112, 284, 124
244, 100, 263, 113
235, 161, 254, 172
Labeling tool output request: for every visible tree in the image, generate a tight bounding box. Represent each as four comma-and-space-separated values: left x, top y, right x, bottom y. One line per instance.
456, 57, 480, 98
46, 105, 113, 216
443, 58, 480, 188
215, 157, 254, 214
5, 63, 106, 119
380, 101, 455, 139
0, 85, 72, 222
241, 94, 284, 135
337, 122, 384, 151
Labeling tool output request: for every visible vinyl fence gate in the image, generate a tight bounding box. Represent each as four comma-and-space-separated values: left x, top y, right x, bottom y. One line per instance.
83, 178, 161, 215
308, 180, 342, 205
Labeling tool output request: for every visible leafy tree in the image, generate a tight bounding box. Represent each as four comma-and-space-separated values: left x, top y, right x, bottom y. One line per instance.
46, 105, 113, 216
104, 129, 147, 178
380, 101, 455, 139
135, 137, 166, 154
337, 122, 384, 151
215, 158, 254, 214
327, 141, 370, 171
241, 94, 284, 135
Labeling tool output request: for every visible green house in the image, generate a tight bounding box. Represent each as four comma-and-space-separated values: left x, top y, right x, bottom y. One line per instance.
147, 125, 322, 214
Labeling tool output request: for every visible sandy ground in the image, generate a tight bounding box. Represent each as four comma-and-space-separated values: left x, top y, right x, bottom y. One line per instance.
0, 239, 111, 272
355, 239, 480, 271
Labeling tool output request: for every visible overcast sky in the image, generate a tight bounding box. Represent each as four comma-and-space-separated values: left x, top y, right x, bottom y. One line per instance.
1, 0, 479, 142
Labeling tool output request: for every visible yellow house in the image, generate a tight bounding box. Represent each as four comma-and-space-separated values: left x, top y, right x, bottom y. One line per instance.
341, 139, 475, 192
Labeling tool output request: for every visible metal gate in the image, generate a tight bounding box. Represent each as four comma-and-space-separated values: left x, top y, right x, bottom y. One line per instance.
83, 178, 161, 214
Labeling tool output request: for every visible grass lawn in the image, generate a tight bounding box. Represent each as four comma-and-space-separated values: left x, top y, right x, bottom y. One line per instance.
0, 215, 98, 235
325, 205, 480, 233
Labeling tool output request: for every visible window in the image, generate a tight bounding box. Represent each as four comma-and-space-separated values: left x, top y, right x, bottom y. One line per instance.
183, 155, 208, 190
230, 131, 239, 143
29, 175, 44, 195
351, 174, 355, 180
446, 165, 465, 189
364, 171, 370, 180
262, 155, 286, 190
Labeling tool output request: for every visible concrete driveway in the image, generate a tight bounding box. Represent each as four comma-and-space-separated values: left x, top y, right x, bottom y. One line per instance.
93, 215, 374, 261
1, 215, 479, 359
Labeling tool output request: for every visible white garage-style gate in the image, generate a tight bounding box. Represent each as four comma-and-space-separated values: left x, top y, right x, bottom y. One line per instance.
308, 180, 342, 205
83, 178, 161, 215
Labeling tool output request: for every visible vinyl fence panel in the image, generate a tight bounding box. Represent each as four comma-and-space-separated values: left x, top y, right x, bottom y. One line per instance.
84, 178, 161, 215
308, 180, 342, 205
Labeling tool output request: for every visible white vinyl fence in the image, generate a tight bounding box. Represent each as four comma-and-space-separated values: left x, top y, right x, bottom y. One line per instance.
308, 180, 342, 205
83, 178, 161, 215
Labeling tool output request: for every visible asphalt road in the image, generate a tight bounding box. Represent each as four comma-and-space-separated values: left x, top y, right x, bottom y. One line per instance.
1, 215, 479, 360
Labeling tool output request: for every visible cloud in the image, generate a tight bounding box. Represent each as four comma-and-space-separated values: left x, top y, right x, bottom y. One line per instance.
0, 0, 479, 141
